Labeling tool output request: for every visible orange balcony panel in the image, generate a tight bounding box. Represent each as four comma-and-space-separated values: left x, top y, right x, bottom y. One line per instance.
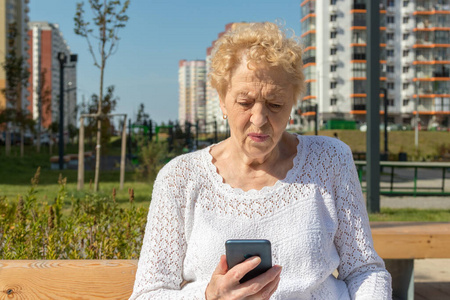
303, 111, 317, 116
380, 60, 387, 64
351, 94, 367, 98
301, 0, 315, 7
302, 95, 317, 101
413, 111, 450, 115
413, 44, 450, 48
351, 60, 367, 63
351, 9, 366, 13
350, 110, 367, 114
305, 79, 317, 83
413, 11, 450, 16
301, 13, 316, 22
301, 30, 316, 38
351, 77, 366, 80
413, 61, 450, 65
350, 43, 367, 47
351, 26, 367, 30
413, 94, 450, 98
303, 62, 316, 68
413, 27, 450, 32
303, 46, 316, 52
414, 78, 450, 82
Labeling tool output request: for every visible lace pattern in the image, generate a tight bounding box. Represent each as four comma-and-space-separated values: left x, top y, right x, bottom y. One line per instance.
130, 135, 392, 299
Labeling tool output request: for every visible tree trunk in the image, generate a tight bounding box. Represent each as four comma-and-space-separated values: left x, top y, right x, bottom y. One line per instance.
5, 125, 11, 156
77, 117, 85, 190
120, 115, 127, 190
20, 127, 24, 157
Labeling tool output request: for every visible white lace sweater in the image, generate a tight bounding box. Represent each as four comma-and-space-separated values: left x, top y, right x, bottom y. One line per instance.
130, 135, 392, 299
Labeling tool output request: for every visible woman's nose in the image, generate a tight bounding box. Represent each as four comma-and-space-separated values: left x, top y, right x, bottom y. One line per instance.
250, 103, 268, 128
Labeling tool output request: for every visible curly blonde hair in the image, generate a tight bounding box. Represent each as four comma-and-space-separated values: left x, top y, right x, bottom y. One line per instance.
210, 22, 305, 101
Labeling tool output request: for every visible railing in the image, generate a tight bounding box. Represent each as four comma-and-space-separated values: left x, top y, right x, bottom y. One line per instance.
355, 160, 450, 196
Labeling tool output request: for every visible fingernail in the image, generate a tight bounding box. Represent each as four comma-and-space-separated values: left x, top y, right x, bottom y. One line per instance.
251, 256, 261, 262
273, 265, 282, 273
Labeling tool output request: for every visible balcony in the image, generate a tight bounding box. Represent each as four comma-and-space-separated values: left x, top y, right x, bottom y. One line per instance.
387, 6, 396, 14
330, 21, 338, 30
330, 54, 339, 63
330, 38, 339, 47
330, 4, 338, 14
330, 72, 339, 80
387, 23, 395, 31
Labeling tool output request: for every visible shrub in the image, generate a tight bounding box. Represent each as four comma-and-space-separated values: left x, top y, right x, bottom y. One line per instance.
0, 168, 148, 259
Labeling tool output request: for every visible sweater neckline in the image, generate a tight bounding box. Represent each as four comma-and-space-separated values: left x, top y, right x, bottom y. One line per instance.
203, 134, 305, 196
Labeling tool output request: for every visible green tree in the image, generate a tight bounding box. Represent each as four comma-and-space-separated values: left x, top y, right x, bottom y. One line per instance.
0, 22, 30, 156
74, 0, 130, 191
85, 86, 118, 154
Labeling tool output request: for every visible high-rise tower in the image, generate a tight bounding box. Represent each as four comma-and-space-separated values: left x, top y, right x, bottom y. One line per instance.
299, 0, 449, 130
0, 0, 30, 111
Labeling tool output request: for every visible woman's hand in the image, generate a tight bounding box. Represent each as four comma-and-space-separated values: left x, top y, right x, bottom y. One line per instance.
205, 255, 282, 300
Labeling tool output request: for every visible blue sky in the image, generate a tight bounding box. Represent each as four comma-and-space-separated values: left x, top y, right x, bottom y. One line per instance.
29, 0, 301, 124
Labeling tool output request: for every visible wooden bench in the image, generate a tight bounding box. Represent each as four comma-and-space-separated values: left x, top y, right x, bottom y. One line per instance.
1, 222, 449, 299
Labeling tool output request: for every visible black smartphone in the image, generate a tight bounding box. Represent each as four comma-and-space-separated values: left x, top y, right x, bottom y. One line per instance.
225, 239, 272, 283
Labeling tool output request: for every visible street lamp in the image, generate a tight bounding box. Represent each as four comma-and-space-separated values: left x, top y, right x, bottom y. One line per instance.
57, 52, 77, 170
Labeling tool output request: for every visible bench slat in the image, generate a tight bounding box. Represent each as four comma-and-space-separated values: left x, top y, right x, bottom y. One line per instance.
0, 260, 137, 300
371, 222, 450, 259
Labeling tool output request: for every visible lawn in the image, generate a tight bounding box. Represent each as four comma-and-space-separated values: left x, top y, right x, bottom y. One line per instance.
1, 131, 450, 220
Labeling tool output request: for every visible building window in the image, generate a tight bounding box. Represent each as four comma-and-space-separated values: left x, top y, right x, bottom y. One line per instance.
403, 0, 409, 7
352, 62, 366, 77
387, 65, 394, 72
403, 16, 409, 24
331, 98, 337, 105
387, 49, 394, 57
403, 49, 409, 57
387, 16, 395, 24
403, 82, 410, 89
330, 65, 337, 72
387, 82, 394, 90
403, 33, 410, 40
330, 0, 337, 4
330, 48, 337, 55
387, 33, 394, 40
352, 46, 366, 59
330, 31, 337, 38
387, 0, 395, 7
403, 66, 410, 73
403, 99, 410, 106
331, 81, 337, 89
330, 14, 337, 22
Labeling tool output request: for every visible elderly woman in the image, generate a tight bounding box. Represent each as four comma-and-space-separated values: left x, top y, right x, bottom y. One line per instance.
130, 22, 392, 299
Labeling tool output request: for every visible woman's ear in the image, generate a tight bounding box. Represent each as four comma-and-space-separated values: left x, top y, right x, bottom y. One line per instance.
219, 95, 227, 116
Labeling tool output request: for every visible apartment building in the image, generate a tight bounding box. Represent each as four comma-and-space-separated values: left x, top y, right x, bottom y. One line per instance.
27, 21, 77, 130
299, 0, 450, 130
0, 0, 30, 111
178, 59, 206, 129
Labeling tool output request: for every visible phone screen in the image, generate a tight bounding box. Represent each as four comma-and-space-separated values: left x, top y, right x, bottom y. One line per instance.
225, 239, 272, 283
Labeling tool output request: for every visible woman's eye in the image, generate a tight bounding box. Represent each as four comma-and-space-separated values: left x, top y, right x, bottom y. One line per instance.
269, 103, 282, 109
238, 102, 251, 107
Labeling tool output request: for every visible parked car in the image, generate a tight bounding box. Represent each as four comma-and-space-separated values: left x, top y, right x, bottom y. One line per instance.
1, 132, 33, 145
34, 133, 54, 146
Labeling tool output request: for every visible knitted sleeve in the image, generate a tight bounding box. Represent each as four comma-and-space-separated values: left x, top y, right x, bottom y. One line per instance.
333, 144, 392, 300
129, 161, 207, 300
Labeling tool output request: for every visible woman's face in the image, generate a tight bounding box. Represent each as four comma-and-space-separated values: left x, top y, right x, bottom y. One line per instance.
220, 58, 295, 161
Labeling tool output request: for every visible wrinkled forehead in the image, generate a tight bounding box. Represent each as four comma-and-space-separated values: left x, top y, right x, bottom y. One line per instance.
229, 59, 293, 90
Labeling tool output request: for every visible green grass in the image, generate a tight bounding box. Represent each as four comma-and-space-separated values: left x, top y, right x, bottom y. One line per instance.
1, 134, 450, 221
369, 208, 450, 222
304, 130, 450, 160
0, 144, 152, 211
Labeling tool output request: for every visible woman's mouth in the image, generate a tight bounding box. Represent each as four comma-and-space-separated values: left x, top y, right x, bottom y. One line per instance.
248, 133, 269, 142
